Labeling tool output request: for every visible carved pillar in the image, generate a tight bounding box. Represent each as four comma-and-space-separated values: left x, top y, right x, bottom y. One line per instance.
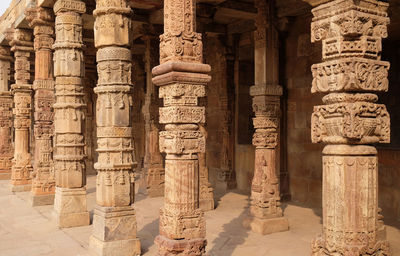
142, 35, 165, 198
53, 0, 89, 228
153, 0, 211, 254
89, 1, 141, 255
5, 29, 34, 192
243, 0, 289, 235
199, 124, 214, 211
0, 47, 13, 180
26, 7, 56, 206
309, 0, 391, 255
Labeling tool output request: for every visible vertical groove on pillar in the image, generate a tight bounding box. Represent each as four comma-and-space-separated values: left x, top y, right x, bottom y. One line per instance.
89, 1, 140, 255
53, 0, 89, 228
153, 0, 211, 254
243, 0, 289, 235
26, 7, 56, 206
0, 46, 13, 180
310, 0, 391, 255
5, 29, 34, 192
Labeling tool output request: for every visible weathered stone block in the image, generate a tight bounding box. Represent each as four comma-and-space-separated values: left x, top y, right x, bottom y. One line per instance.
242, 216, 289, 235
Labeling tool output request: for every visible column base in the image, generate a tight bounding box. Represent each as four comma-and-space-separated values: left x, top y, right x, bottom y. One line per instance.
311, 236, 391, 256
243, 215, 289, 235
10, 183, 31, 192
0, 172, 11, 180
155, 235, 207, 256
53, 187, 90, 228
90, 236, 140, 256
90, 205, 140, 256
30, 193, 55, 206
199, 197, 214, 212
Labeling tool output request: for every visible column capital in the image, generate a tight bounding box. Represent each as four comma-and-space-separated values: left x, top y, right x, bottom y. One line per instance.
5, 29, 34, 52
0, 46, 12, 62
54, 0, 86, 15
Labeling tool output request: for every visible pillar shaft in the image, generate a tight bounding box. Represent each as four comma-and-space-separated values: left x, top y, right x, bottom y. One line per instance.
0, 47, 13, 180
153, 0, 211, 254
53, 0, 89, 228
309, 0, 391, 254
142, 35, 165, 198
26, 7, 56, 206
244, 0, 289, 235
89, 1, 140, 255
6, 29, 34, 192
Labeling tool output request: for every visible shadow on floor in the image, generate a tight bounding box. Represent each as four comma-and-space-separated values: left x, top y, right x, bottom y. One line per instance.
208, 196, 250, 256
138, 217, 159, 254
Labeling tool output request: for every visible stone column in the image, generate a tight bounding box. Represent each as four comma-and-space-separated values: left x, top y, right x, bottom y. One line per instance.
142, 35, 165, 198
26, 7, 56, 206
243, 0, 289, 235
89, 0, 141, 255
153, 0, 211, 254
5, 29, 34, 192
199, 125, 214, 211
0, 47, 13, 180
309, 0, 391, 255
52, 0, 89, 228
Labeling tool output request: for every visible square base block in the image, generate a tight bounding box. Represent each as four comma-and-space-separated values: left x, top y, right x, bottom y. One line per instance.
53, 187, 90, 228
155, 235, 207, 256
243, 216, 289, 235
89, 236, 141, 256
30, 193, 55, 206
11, 183, 31, 192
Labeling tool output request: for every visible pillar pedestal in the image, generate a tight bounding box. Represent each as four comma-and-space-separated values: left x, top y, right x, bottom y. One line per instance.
155, 235, 207, 256
53, 187, 90, 228
90, 206, 140, 256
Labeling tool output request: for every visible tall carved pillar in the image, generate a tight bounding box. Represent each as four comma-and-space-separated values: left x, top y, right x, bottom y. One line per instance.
89, 1, 141, 255
142, 35, 165, 198
309, 0, 391, 255
26, 7, 56, 206
199, 125, 214, 211
243, 0, 289, 235
0, 47, 13, 180
153, 0, 211, 254
6, 29, 34, 192
52, 0, 89, 228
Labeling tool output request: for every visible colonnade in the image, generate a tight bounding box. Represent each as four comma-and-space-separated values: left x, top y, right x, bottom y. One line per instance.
0, 0, 393, 255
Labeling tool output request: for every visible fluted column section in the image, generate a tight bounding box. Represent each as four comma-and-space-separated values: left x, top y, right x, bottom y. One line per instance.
52, 0, 89, 228
89, 1, 140, 255
6, 29, 34, 192
142, 35, 165, 198
153, 0, 211, 254
309, 0, 391, 255
0, 47, 13, 180
26, 7, 56, 206
243, 0, 289, 235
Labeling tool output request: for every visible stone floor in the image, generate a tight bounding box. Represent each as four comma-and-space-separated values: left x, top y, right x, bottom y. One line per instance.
0, 176, 399, 256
